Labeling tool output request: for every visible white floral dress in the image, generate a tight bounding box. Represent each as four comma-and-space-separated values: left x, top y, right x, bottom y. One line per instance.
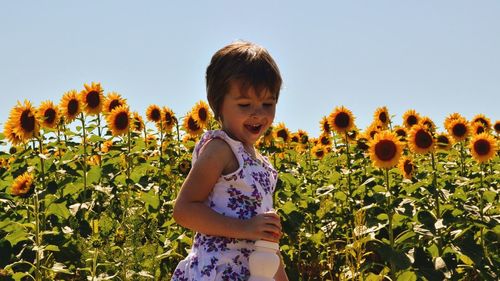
172, 130, 278, 281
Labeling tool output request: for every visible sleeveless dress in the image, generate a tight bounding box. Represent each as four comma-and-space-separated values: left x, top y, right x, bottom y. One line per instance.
172, 130, 278, 281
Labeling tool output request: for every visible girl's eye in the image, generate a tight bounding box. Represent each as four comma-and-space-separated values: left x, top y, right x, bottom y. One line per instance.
263, 103, 274, 107
238, 104, 250, 108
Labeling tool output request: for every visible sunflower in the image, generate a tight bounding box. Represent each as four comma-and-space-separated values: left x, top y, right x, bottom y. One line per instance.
60, 90, 82, 123
146, 104, 162, 123
402, 109, 420, 129
328, 106, 355, 134
320, 116, 331, 135
309, 137, 319, 147
273, 123, 290, 144
11, 172, 34, 197
7, 100, 40, 142
408, 124, 435, 154
106, 105, 131, 136
311, 144, 327, 159
103, 92, 127, 113
356, 137, 370, 151
368, 131, 403, 169
101, 140, 114, 153
398, 156, 416, 179
444, 113, 463, 131
435, 133, 452, 151
80, 82, 104, 115
158, 107, 176, 132
364, 123, 381, 140
471, 122, 487, 136
471, 114, 491, 130
469, 133, 497, 163
318, 133, 332, 147
3, 121, 24, 145
37, 100, 60, 129
373, 106, 390, 129
191, 101, 212, 128
447, 117, 470, 142
494, 120, 500, 134
182, 113, 203, 136
290, 132, 300, 144
178, 159, 192, 175
346, 129, 359, 143
419, 116, 436, 132
131, 111, 145, 132
393, 126, 408, 142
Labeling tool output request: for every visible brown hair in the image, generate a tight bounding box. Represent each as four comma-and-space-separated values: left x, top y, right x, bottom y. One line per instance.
206, 41, 282, 120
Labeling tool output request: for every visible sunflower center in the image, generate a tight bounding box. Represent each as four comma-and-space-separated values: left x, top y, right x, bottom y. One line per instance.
277, 130, 288, 141
44, 108, 56, 124
300, 135, 309, 144
474, 139, 490, 156
494, 123, 500, 132
475, 126, 485, 134
114, 112, 129, 130
315, 150, 324, 158
379, 112, 387, 123
187, 117, 200, 131
321, 137, 329, 145
335, 112, 350, 128
452, 123, 466, 137
165, 112, 174, 125
407, 116, 418, 126
323, 122, 331, 133
21, 110, 35, 132
374, 140, 397, 161
109, 100, 122, 112
396, 129, 407, 138
86, 91, 100, 108
437, 135, 450, 147
403, 160, 413, 174
415, 130, 432, 148
151, 109, 161, 122
198, 108, 207, 122
476, 118, 488, 127
68, 99, 79, 115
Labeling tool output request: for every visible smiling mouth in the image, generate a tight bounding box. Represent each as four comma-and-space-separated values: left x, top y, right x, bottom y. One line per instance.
245, 124, 262, 134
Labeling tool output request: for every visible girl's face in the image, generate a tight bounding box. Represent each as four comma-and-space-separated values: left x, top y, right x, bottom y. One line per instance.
219, 80, 276, 150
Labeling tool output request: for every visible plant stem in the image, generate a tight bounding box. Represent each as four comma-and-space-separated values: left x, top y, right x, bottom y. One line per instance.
80, 114, 88, 202
431, 152, 443, 256
479, 164, 488, 260
385, 168, 396, 278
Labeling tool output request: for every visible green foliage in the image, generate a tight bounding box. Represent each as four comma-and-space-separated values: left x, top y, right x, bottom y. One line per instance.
0, 112, 498, 281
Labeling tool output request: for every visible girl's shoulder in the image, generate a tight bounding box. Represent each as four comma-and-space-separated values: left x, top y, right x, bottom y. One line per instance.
193, 130, 242, 175
194, 130, 239, 157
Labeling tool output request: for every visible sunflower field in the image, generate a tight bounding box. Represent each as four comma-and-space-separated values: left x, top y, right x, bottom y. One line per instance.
0, 82, 499, 281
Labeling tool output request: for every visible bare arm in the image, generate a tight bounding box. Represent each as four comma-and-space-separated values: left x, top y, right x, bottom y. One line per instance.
274, 254, 289, 281
173, 139, 281, 241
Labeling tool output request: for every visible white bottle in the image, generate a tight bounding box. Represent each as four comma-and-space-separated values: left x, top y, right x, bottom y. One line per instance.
248, 240, 280, 281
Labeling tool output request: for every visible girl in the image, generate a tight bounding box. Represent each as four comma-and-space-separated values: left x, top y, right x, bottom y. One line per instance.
172, 41, 289, 280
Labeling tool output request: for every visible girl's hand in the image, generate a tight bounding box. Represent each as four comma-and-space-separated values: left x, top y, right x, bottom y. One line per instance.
244, 212, 282, 242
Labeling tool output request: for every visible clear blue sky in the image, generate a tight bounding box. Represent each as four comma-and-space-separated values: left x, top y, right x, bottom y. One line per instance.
1, 1, 499, 137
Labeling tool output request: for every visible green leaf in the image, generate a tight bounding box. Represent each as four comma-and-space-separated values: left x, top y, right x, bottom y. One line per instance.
45, 244, 60, 252
141, 189, 160, 210
87, 165, 101, 184
397, 271, 417, 281
483, 190, 496, 203
63, 182, 83, 197
334, 191, 347, 201
5, 229, 29, 246
280, 201, 297, 215
46, 202, 71, 220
